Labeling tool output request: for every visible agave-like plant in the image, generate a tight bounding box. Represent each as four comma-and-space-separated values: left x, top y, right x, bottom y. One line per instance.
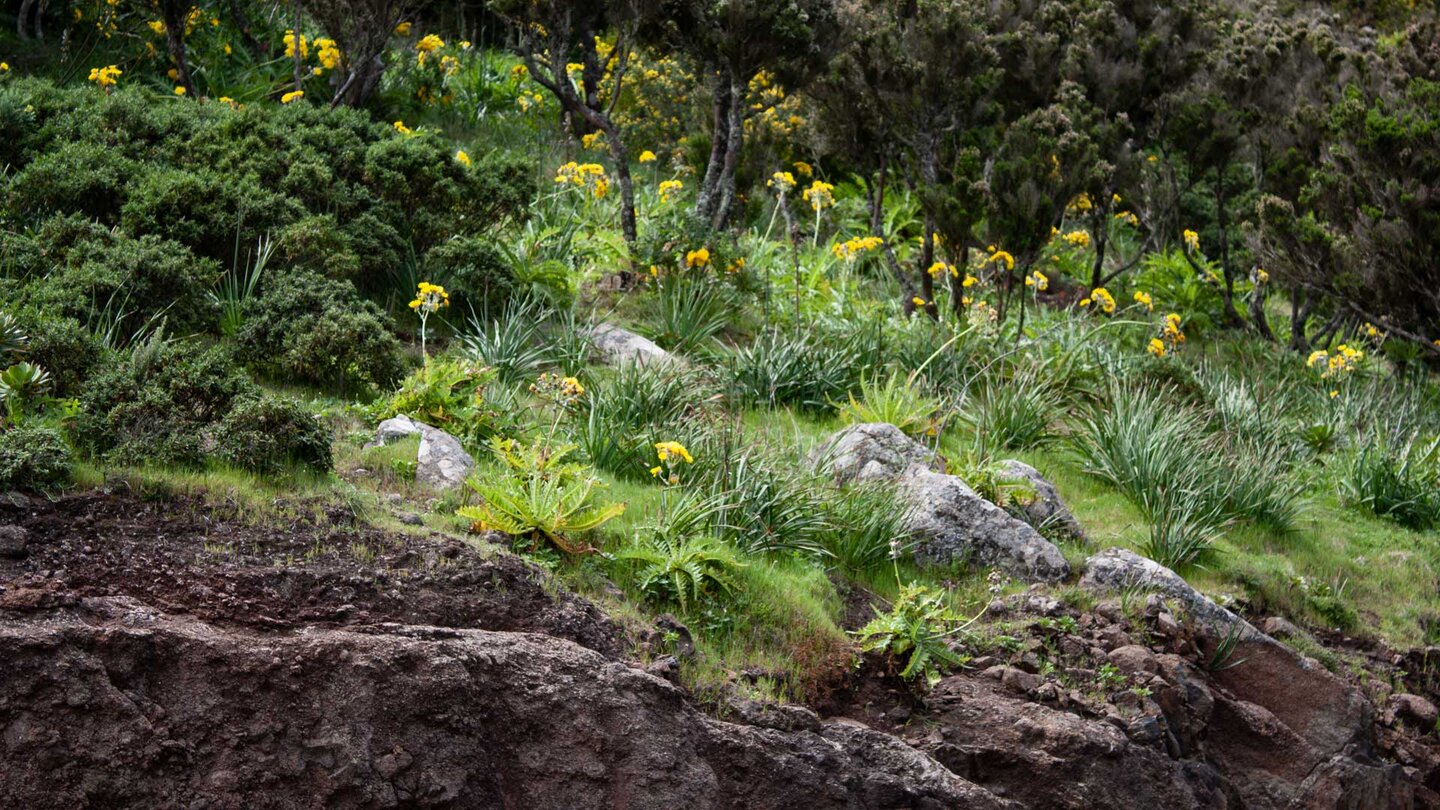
0, 361, 52, 422
0, 313, 27, 358
459, 444, 625, 555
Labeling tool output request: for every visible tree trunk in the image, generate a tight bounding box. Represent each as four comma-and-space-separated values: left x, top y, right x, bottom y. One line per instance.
16, 0, 34, 38
603, 121, 638, 244
694, 71, 730, 221
163, 3, 198, 97
708, 73, 746, 231
1089, 208, 1108, 290
1215, 173, 1244, 328
292, 0, 305, 94
949, 243, 970, 320
918, 209, 937, 320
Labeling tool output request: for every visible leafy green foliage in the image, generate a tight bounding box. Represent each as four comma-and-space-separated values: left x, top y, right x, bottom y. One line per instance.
856, 584, 969, 686
839, 371, 942, 438
0, 426, 72, 491
1340, 436, 1440, 531
370, 357, 500, 444
459, 442, 625, 555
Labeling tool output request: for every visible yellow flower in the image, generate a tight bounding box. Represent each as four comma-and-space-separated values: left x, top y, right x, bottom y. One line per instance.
283, 29, 308, 59
409, 281, 450, 313
460, 40, 472, 49
1329, 390, 1339, 399
173, 86, 186, 96
985, 246, 1015, 271
1364, 323, 1380, 339
927, 261, 951, 279
147, 19, 166, 35
638, 150, 657, 163
802, 180, 835, 212
0, 62, 8, 72
962, 275, 978, 288
794, 161, 813, 176
1183, 229, 1200, 252
393, 120, 412, 135
1115, 210, 1139, 227
1253, 267, 1270, 284
831, 236, 883, 261
767, 171, 795, 194
581, 132, 604, 150
658, 179, 684, 203
1307, 350, 1329, 369
1087, 287, 1116, 314
1133, 291, 1153, 311
912, 297, 927, 307
1068, 193, 1093, 213
416, 33, 444, 53
1025, 270, 1049, 291
455, 150, 472, 166
1147, 338, 1166, 358
650, 466, 663, 477
1062, 230, 1090, 248
314, 38, 341, 70
393, 21, 412, 36
685, 247, 711, 269
88, 65, 122, 88
560, 376, 585, 398
655, 441, 693, 464
280, 89, 304, 104
510, 63, 528, 81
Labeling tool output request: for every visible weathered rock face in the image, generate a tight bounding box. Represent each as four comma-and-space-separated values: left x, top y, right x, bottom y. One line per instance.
0, 598, 1015, 810
997, 459, 1084, 538
814, 424, 1071, 582
1080, 547, 1415, 809
902, 471, 1071, 582
918, 676, 1234, 810
370, 415, 475, 489
588, 323, 676, 367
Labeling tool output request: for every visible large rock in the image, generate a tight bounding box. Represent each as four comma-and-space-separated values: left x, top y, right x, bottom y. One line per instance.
902, 471, 1071, 582
997, 459, 1084, 538
813, 424, 1070, 582
0, 597, 1015, 810
814, 422, 941, 485
370, 414, 475, 489
588, 323, 676, 367
919, 675, 1233, 809
1080, 547, 1250, 633
1081, 547, 1412, 809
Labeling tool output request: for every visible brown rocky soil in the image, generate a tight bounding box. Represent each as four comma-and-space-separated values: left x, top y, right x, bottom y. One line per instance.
5, 491, 1440, 808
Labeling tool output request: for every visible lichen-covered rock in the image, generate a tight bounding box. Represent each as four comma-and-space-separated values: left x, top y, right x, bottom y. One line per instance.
1079, 547, 1250, 633
998, 459, 1084, 538
370, 414, 475, 489
814, 422, 940, 485
902, 471, 1071, 582
588, 322, 676, 367
0, 598, 1016, 810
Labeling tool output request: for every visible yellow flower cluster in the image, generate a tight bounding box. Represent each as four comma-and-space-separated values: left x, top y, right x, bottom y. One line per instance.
280, 89, 304, 104
581, 131, 605, 150
394, 21, 412, 36
1115, 211, 1139, 227
1025, 270, 1049, 291
744, 69, 805, 140
794, 161, 813, 176
554, 162, 609, 199
1183, 229, 1201, 252
531, 372, 586, 402
685, 247, 711, 268
315, 38, 341, 71
455, 150, 471, 166
927, 261, 958, 279
985, 246, 1015, 270
1080, 287, 1116, 314
1253, 267, 1270, 285
1307, 344, 1363, 380
1133, 291, 1153, 311
832, 236, 883, 261
416, 33, 444, 52
1062, 230, 1090, 248
1150, 312, 1186, 356
283, 30, 308, 59
393, 120, 413, 135
655, 441, 693, 464
768, 171, 796, 195
639, 150, 657, 163
659, 179, 683, 203
912, 297, 928, 308
802, 181, 834, 212
88, 64, 122, 88
1068, 193, 1093, 213
409, 282, 450, 313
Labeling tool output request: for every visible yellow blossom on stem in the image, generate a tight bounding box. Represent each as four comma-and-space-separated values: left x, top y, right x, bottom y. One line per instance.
280, 89, 304, 104
1133, 291, 1153, 311
88, 65, 122, 89
685, 247, 711, 269
1148, 338, 1167, 358
655, 441, 693, 464
638, 150, 657, 163
1183, 229, 1201, 252
767, 171, 795, 195
455, 150, 471, 166
1062, 230, 1090, 248
393, 21, 412, 36
1025, 270, 1049, 291
985, 246, 1015, 271
802, 181, 834, 212
794, 161, 813, 176
659, 179, 684, 203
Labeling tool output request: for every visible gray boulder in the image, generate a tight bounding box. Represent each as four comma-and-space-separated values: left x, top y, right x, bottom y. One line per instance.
370, 415, 475, 489
901, 471, 1071, 582
998, 459, 1085, 538
814, 422, 941, 485
1079, 547, 1253, 635
588, 323, 675, 367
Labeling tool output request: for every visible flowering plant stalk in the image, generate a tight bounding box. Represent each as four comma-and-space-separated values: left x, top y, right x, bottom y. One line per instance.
408, 282, 449, 361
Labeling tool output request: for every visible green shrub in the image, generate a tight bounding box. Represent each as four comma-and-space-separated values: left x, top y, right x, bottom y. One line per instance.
15, 214, 219, 336
642, 277, 735, 355
273, 215, 361, 281
723, 330, 855, 412
840, 371, 942, 437
0, 426, 72, 490
819, 482, 910, 578
573, 363, 710, 479
370, 357, 500, 444
7, 308, 108, 397
214, 396, 333, 474
425, 236, 518, 318
79, 340, 330, 472
458, 442, 625, 555
119, 166, 303, 262
961, 366, 1059, 452
236, 268, 405, 391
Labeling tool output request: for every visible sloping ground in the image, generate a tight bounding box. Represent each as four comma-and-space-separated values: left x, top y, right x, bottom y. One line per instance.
0, 493, 1010, 808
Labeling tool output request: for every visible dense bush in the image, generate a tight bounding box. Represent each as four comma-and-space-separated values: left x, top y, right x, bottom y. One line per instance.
236, 269, 405, 391
0, 427, 73, 491
79, 341, 331, 473
425, 236, 518, 318
7, 308, 108, 397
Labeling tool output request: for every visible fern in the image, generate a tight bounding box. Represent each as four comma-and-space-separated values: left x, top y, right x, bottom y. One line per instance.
855, 584, 969, 687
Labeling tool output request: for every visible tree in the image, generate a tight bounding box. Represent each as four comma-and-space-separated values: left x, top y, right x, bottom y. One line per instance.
305, 0, 417, 107
642, 0, 836, 229
496, 0, 643, 244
